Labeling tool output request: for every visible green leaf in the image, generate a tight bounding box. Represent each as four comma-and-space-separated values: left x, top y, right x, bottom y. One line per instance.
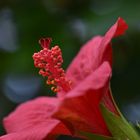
136, 121, 140, 129
100, 104, 140, 140
135, 121, 140, 134
80, 132, 114, 140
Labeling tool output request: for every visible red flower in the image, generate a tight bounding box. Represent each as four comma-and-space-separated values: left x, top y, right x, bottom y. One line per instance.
0, 17, 128, 140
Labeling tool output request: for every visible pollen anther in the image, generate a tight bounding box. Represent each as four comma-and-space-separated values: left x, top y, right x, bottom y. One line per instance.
33, 38, 71, 93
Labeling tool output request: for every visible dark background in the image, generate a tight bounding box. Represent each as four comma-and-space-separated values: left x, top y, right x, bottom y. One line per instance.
0, 0, 140, 139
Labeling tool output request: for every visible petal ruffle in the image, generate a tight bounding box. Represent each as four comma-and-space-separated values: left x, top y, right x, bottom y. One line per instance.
65, 17, 128, 89
65, 36, 103, 89
54, 62, 112, 136
98, 17, 128, 65
1, 97, 70, 140
0, 122, 68, 140
99, 17, 128, 115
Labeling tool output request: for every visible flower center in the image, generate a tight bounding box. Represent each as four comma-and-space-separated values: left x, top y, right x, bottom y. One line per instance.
33, 38, 71, 93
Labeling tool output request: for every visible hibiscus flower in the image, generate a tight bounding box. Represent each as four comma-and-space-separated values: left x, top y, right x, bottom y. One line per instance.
0, 17, 128, 140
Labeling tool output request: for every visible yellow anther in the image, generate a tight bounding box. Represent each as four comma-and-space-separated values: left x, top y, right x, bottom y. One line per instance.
46, 80, 51, 85
53, 88, 58, 92
51, 86, 55, 91
51, 87, 58, 93
51, 80, 55, 85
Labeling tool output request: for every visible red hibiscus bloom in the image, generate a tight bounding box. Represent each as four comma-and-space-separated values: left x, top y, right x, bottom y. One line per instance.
0, 17, 128, 140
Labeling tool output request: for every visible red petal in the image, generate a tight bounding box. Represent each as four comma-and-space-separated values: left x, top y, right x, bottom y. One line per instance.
99, 17, 128, 114
65, 36, 103, 90
64, 17, 127, 91
2, 97, 70, 140
0, 123, 67, 140
59, 17, 128, 115
102, 88, 119, 115
98, 17, 128, 64
54, 62, 112, 136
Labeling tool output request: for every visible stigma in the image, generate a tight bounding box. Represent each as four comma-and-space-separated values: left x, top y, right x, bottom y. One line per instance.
33, 38, 71, 93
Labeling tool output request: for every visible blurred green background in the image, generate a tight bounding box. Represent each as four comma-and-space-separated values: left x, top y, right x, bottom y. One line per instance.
0, 0, 140, 139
